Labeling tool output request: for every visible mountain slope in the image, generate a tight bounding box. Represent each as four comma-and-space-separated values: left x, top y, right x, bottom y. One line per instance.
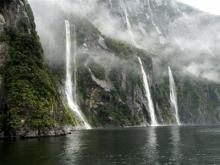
30, 0, 220, 125
0, 0, 77, 138
0, 0, 220, 138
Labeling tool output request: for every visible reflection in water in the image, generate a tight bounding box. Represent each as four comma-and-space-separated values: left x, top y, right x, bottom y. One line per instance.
61, 131, 83, 165
144, 127, 159, 164
170, 126, 182, 164
2, 126, 220, 165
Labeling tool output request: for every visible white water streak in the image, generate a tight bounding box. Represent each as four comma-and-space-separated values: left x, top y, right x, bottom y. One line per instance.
120, 0, 138, 46
65, 20, 91, 129
168, 66, 181, 125
147, 0, 162, 36
138, 57, 158, 126
88, 68, 112, 92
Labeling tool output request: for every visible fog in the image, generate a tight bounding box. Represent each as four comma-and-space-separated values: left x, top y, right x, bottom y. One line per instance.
29, 0, 220, 83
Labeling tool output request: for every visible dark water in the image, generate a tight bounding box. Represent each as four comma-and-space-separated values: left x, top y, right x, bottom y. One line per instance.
1, 126, 220, 165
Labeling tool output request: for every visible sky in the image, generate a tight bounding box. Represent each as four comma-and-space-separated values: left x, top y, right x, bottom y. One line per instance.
177, 0, 220, 15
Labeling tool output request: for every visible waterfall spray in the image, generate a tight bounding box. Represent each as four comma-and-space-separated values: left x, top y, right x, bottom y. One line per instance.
168, 66, 181, 125
138, 57, 158, 126
65, 20, 91, 129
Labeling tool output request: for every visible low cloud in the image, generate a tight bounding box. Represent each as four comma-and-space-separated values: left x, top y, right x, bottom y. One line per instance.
29, 0, 220, 82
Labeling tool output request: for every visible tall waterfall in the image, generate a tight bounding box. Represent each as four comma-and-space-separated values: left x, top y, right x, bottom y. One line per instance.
138, 57, 158, 126
120, 0, 137, 46
147, 0, 162, 36
168, 66, 181, 125
65, 20, 91, 129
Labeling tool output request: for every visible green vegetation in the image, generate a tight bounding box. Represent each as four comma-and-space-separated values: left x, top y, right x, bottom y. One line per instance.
0, 4, 76, 135
4, 27, 53, 129
153, 79, 174, 124
91, 102, 132, 127
176, 75, 220, 123
104, 36, 149, 59
69, 16, 156, 126
75, 34, 154, 126
77, 60, 137, 126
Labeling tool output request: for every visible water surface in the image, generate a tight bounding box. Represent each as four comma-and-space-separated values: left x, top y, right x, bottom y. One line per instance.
1, 126, 220, 165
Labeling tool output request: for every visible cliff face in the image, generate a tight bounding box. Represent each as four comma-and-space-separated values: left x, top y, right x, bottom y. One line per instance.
176, 76, 220, 124
77, 36, 153, 127
153, 72, 220, 125
29, 0, 220, 126
41, 14, 155, 127
0, 0, 77, 138
1, 0, 220, 137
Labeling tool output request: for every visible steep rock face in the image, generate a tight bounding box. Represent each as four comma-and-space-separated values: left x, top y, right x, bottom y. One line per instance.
37, 12, 156, 127
29, 0, 220, 126
176, 76, 220, 124
153, 70, 220, 125
97, 0, 220, 67
0, 0, 77, 138
77, 36, 154, 127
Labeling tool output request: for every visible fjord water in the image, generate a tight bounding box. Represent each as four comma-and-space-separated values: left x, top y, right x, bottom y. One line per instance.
1, 126, 220, 165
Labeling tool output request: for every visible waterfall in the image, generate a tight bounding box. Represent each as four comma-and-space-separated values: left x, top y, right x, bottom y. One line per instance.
168, 66, 181, 125
138, 57, 158, 126
72, 24, 77, 102
146, 0, 165, 44
65, 20, 91, 129
147, 0, 162, 36
120, 0, 137, 46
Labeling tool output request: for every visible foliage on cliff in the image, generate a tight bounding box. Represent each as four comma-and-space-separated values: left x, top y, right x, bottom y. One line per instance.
0, 0, 76, 136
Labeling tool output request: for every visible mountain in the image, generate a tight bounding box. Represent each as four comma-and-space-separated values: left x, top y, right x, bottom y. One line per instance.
1, 0, 220, 138
45, 0, 220, 82
0, 0, 78, 138
29, 0, 220, 125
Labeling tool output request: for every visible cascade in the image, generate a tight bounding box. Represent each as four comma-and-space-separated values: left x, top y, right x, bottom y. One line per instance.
168, 66, 181, 125
138, 57, 158, 126
147, 0, 162, 36
120, 0, 137, 46
65, 20, 91, 129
